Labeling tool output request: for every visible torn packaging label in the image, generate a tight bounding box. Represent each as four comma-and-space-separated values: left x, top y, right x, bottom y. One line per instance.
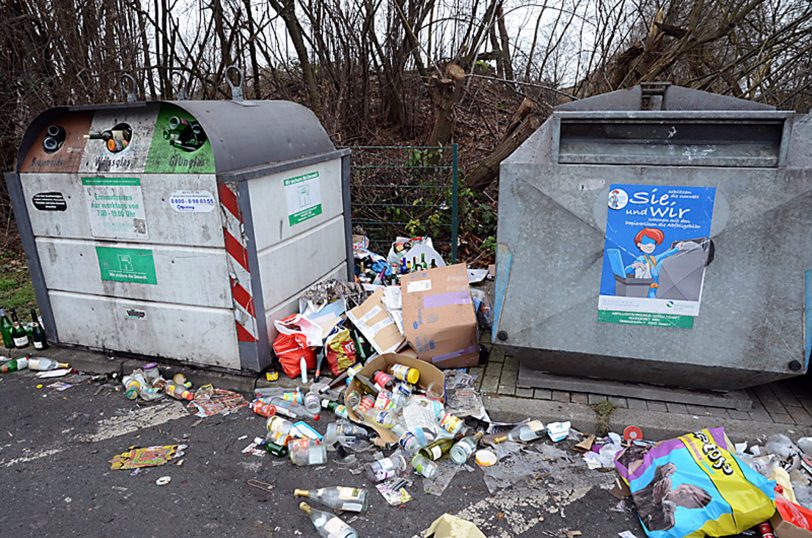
110, 445, 185, 470
401, 264, 479, 368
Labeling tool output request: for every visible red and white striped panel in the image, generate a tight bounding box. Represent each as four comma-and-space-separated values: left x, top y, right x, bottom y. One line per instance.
218, 182, 257, 343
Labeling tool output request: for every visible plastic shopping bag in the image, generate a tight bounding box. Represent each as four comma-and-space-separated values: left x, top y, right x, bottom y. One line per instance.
272, 315, 317, 378
615, 427, 775, 538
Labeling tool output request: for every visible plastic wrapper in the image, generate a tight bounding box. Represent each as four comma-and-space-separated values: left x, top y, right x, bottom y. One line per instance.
324, 326, 358, 376
482, 450, 550, 494
615, 427, 775, 538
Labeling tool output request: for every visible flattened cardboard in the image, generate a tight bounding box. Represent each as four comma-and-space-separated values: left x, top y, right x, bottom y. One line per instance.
401, 264, 479, 368
346, 288, 405, 355
345, 352, 444, 445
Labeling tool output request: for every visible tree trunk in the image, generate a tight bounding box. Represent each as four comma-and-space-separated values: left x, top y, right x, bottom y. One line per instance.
427, 63, 466, 146
465, 99, 540, 191
269, 0, 321, 116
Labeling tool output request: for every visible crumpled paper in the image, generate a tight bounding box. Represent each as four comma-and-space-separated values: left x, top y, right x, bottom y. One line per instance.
425, 514, 486, 538
110, 444, 186, 470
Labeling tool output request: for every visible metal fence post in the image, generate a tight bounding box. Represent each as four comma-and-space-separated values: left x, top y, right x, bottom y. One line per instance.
451, 143, 459, 263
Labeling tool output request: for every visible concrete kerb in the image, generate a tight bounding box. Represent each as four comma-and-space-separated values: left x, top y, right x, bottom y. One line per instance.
484, 393, 812, 442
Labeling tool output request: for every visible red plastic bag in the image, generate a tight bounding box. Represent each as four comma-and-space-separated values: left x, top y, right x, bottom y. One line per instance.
272, 315, 316, 378
776, 493, 812, 530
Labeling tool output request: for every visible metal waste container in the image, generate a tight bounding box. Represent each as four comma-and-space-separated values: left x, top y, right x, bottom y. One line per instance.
6, 93, 352, 372
493, 83, 812, 390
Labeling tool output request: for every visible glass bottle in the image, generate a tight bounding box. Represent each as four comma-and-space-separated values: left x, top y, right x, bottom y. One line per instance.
0, 309, 14, 348
366, 454, 407, 482
450, 432, 484, 464
27, 357, 69, 371
494, 420, 546, 443
388, 363, 420, 384
411, 453, 438, 479
1, 357, 28, 373
294, 487, 369, 513
30, 309, 47, 350
420, 437, 455, 461
9, 309, 30, 348
289, 438, 327, 466
298, 502, 358, 538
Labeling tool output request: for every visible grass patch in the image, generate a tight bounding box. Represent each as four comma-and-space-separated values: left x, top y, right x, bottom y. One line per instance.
0, 250, 35, 312
592, 400, 617, 437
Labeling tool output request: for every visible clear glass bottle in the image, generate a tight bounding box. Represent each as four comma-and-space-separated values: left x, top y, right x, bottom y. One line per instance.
27, 357, 69, 371
411, 453, 438, 479
289, 438, 327, 466
366, 454, 407, 482
299, 502, 358, 538
294, 487, 369, 513
494, 420, 546, 443
450, 432, 483, 464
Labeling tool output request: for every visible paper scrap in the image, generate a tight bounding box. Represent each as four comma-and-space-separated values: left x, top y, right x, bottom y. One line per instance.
37, 369, 72, 378
110, 444, 186, 470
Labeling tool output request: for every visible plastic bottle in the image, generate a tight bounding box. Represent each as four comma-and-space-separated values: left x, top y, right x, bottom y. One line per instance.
27, 357, 69, 371
411, 453, 438, 479
303, 391, 321, 415
0, 309, 15, 349
450, 432, 484, 464
122, 375, 141, 399
1, 357, 28, 373
282, 389, 304, 404
389, 363, 420, 384
165, 383, 194, 401
299, 502, 358, 538
289, 438, 327, 466
494, 420, 546, 443
366, 454, 407, 482
250, 400, 277, 418
294, 487, 369, 513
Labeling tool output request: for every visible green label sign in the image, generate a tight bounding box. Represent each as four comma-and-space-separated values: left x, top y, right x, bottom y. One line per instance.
284, 171, 323, 226
597, 310, 694, 329
145, 103, 215, 174
96, 246, 157, 285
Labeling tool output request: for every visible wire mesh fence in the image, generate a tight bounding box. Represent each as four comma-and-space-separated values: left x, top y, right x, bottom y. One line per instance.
348, 145, 458, 262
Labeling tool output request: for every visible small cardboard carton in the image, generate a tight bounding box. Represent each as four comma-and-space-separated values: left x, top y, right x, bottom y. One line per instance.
345, 352, 444, 445
773, 500, 812, 538
346, 288, 405, 355
400, 264, 479, 368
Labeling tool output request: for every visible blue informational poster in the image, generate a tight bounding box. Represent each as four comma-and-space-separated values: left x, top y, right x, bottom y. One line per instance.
598, 184, 717, 329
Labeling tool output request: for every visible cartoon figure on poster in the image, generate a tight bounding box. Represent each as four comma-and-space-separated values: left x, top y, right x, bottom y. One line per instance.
598, 184, 717, 328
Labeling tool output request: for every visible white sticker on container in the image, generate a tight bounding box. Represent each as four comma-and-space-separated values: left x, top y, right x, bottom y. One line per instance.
168, 190, 216, 213
407, 280, 432, 293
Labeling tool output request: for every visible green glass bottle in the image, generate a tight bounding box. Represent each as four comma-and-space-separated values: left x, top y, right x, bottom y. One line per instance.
0, 309, 13, 349
9, 309, 30, 348
1, 357, 29, 373
419, 437, 455, 461
30, 309, 47, 350
420, 253, 428, 270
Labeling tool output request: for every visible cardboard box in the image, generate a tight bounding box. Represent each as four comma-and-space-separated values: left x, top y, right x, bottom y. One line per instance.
346, 288, 405, 355
773, 501, 812, 538
400, 264, 479, 368
345, 352, 444, 445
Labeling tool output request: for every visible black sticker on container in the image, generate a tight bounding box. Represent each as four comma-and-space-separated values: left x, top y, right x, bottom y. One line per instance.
32, 192, 67, 211
125, 308, 146, 319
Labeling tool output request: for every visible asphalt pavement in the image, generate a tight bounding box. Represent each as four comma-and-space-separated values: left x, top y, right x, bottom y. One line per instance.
0, 368, 646, 538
